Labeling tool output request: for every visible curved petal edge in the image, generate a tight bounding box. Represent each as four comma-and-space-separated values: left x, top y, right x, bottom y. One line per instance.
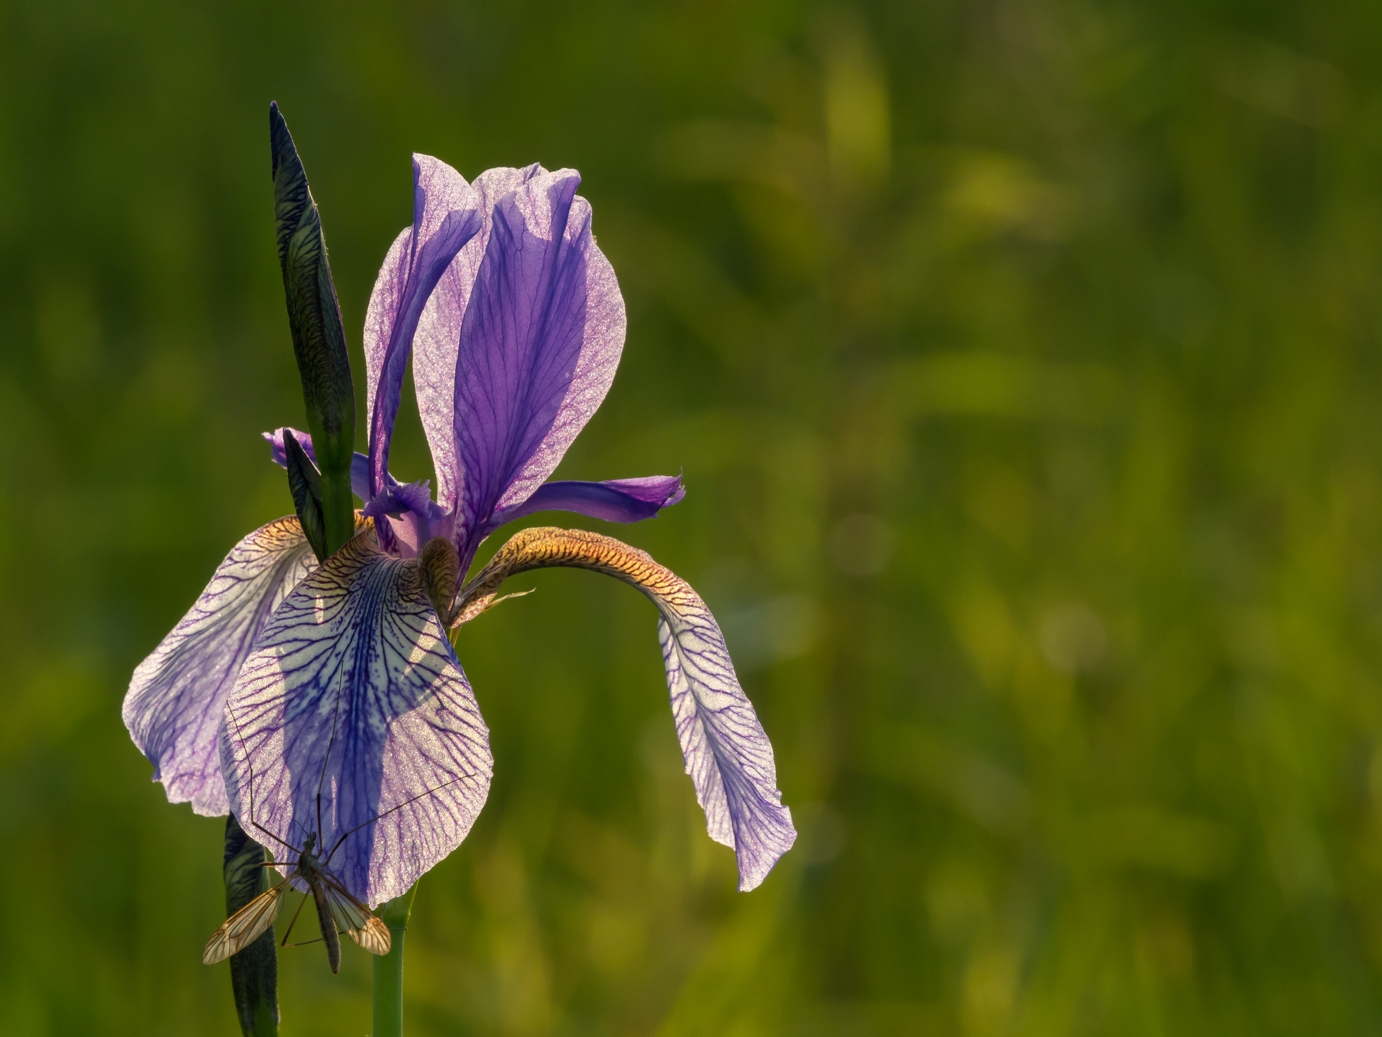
459, 525, 795, 891
451, 170, 627, 558
363, 156, 481, 503
487, 474, 685, 529
123, 516, 316, 816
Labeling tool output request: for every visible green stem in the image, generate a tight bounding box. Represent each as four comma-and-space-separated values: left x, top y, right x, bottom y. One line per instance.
371, 883, 419, 1037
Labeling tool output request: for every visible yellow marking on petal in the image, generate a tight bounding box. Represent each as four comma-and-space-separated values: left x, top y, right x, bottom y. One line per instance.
450, 588, 535, 631
419, 536, 461, 624
455, 525, 796, 891
456, 527, 698, 619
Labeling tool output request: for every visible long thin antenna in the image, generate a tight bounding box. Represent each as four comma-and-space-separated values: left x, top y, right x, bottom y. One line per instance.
281, 932, 349, 949
323, 772, 471, 866
226, 700, 298, 857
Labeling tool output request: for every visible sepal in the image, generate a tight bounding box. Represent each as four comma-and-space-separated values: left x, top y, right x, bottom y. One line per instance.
221, 533, 493, 905
457, 526, 795, 890
123, 516, 317, 816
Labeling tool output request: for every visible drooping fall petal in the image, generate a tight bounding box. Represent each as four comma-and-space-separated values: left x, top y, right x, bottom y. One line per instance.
221, 534, 493, 906
124, 516, 317, 817
458, 526, 795, 891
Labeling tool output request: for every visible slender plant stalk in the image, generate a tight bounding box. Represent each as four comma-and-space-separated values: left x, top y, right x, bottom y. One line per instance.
224, 815, 279, 1037
372, 883, 419, 1037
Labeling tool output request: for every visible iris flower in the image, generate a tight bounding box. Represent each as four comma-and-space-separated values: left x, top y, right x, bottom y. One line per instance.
124, 154, 796, 910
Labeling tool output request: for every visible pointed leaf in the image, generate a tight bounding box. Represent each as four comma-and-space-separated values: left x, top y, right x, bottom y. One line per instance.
221, 814, 280, 1032
270, 102, 356, 555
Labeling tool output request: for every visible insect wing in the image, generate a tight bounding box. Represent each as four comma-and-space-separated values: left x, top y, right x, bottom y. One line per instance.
351, 915, 393, 956
203, 882, 287, 964
320, 873, 392, 955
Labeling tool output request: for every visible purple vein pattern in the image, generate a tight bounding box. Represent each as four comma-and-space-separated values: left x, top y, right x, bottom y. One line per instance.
128, 152, 725, 902
658, 609, 796, 892
364, 158, 676, 578
429, 166, 627, 561
124, 516, 316, 816
489, 475, 686, 527
412, 165, 539, 517
461, 527, 796, 890
220, 534, 493, 906
363, 156, 480, 501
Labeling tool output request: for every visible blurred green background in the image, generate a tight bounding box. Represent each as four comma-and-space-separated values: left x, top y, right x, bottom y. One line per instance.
3, 0, 1381, 1033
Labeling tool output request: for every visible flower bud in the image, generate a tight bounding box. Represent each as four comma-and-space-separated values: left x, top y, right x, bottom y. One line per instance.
270, 102, 357, 556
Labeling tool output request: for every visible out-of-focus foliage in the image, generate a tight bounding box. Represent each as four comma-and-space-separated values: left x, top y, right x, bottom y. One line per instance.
2, 0, 1381, 1033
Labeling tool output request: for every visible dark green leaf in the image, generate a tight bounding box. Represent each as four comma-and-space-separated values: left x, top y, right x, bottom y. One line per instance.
283, 433, 327, 562
269, 102, 356, 556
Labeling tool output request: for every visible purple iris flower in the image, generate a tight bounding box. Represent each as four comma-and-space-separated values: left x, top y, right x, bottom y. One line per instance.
124, 156, 795, 907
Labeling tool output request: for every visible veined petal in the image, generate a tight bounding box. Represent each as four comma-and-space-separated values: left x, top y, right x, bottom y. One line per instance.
450, 169, 626, 560
414, 165, 545, 516
458, 527, 794, 891
363, 156, 481, 505
123, 517, 316, 817
220, 534, 493, 907
488, 474, 685, 529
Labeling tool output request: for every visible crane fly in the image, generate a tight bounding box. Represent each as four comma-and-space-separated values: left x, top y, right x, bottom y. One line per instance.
203, 680, 459, 973
202, 827, 391, 973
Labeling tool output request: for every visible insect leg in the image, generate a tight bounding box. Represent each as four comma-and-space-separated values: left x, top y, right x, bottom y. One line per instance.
226, 700, 300, 856
280, 892, 310, 947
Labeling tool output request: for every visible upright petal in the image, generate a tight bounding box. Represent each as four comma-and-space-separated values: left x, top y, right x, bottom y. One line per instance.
123, 517, 316, 816
458, 527, 795, 891
221, 534, 493, 906
487, 474, 685, 529
450, 169, 626, 558
413, 165, 545, 515
363, 156, 481, 503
